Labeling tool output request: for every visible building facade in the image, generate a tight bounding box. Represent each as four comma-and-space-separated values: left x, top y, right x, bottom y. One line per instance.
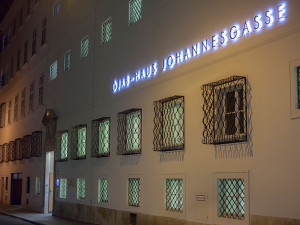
0, 0, 300, 225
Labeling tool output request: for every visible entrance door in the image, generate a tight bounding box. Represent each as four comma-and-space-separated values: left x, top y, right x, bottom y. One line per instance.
11, 173, 23, 205
45, 151, 54, 213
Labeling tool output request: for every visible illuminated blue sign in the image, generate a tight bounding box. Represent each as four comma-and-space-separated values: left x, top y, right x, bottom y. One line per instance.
113, 2, 287, 93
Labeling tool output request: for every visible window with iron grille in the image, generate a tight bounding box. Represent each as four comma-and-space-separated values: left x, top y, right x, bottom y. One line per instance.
21, 88, 26, 117
60, 178, 67, 198
98, 178, 108, 203
32, 29, 37, 56
17, 49, 20, 71
217, 179, 245, 220
35, 176, 41, 195
14, 94, 18, 122
202, 76, 247, 145
71, 125, 86, 160
56, 131, 68, 161
91, 117, 110, 157
0, 103, 6, 128
39, 74, 44, 105
64, 50, 71, 71
80, 36, 89, 58
101, 17, 112, 44
19, 9, 23, 27
50, 61, 58, 80
77, 178, 85, 200
10, 57, 14, 79
26, 0, 31, 16
0, 145, 3, 163
117, 109, 141, 155
166, 178, 183, 213
297, 66, 300, 109
53, 1, 60, 17
128, 178, 140, 207
3, 143, 9, 162
22, 135, 32, 159
8, 141, 15, 161
15, 138, 22, 160
129, 0, 142, 26
29, 82, 34, 112
23, 40, 28, 64
31, 131, 42, 157
153, 96, 184, 151
7, 100, 11, 125
41, 18, 47, 46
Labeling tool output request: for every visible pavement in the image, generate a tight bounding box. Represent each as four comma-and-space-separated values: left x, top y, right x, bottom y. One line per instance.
0, 205, 92, 225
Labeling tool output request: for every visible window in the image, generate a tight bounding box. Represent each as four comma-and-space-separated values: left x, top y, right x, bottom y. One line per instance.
17, 49, 21, 71
7, 100, 11, 124
297, 66, 300, 109
77, 178, 85, 200
128, 178, 140, 207
38, 74, 44, 105
289, 59, 300, 119
71, 125, 86, 160
129, 0, 142, 25
31, 131, 42, 157
117, 109, 141, 155
50, 61, 58, 80
153, 96, 184, 151
14, 94, 18, 121
64, 50, 71, 71
26, 177, 30, 193
98, 178, 108, 203
166, 178, 183, 213
0, 103, 6, 128
32, 30, 37, 55
10, 57, 14, 79
56, 131, 68, 161
53, 1, 60, 16
80, 36, 89, 58
26, 0, 31, 16
91, 117, 110, 157
23, 41, 28, 64
12, 19, 16, 36
19, 9, 23, 27
21, 88, 26, 117
35, 176, 41, 195
60, 178, 67, 198
29, 82, 34, 111
202, 76, 247, 144
41, 18, 47, 46
101, 17, 112, 44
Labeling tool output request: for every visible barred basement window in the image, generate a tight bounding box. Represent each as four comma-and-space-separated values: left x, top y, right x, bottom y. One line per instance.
32, 29, 37, 56
31, 131, 42, 157
3, 143, 9, 162
56, 131, 68, 161
166, 178, 183, 213
0, 103, 6, 128
15, 138, 22, 160
202, 76, 247, 145
71, 125, 86, 160
41, 18, 47, 46
64, 50, 71, 71
129, 0, 142, 25
39, 74, 44, 105
102, 17, 112, 44
29, 82, 34, 112
128, 178, 140, 207
35, 176, 41, 195
91, 117, 110, 157
8, 141, 16, 161
98, 178, 108, 203
77, 178, 85, 200
60, 178, 67, 198
14, 94, 19, 122
53, 1, 60, 17
117, 109, 142, 155
21, 88, 26, 117
80, 36, 89, 58
22, 135, 32, 159
153, 96, 184, 151
217, 179, 245, 220
50, 61, 58, 80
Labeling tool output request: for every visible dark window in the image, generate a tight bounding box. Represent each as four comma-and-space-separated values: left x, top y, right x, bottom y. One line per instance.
17, 49, 21, 71
5, 177, 8, 190
23, 41, 28, 64
19, 9, 23, 27
41, 18, 47, 46
26, 0, 31, 16
26, 177, 30, 193
10, 57, 14, 79
32, 30, 37, 55
297, 66, 300, 109
31, 131, 42, 157
12, 19, 16, 36
38, 74, 44, 105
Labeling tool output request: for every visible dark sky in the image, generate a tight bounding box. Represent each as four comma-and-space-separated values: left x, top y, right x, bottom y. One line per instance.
0, 0, 14, 23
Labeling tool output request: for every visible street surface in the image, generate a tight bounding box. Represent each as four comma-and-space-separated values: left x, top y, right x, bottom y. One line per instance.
0, 214, 33, 225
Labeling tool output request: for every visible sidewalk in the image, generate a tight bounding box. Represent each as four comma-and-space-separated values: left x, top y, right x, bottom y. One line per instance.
0, 205, 91, 225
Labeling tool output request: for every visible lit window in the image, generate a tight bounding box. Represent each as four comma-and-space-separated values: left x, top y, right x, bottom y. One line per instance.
166, 178, 183, 213
0, 103, 6, 128
29, 82, 34, 112
53, 1, 60, 16
129, 0, 142, 25
56, 131, 68, 161
35, 176, 41, 195
64, 50, 71, 71
71, 125, 86, 160
21, 88, 26, 117
153, 96, 184, 151
98, 178, 108, 203
50, 61, 58, 80
128, 178, 140, 207
80, 36, 89, 58
77, 178, 85, 200
101, 17, 112, 44
60, 178, 67, 198
91, 117, 110, 157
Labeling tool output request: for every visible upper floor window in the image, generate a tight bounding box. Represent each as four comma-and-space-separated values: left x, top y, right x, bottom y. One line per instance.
7, 100, 11, 125
19, 9, 23, 27
202, 76, 247, 144
10, 57, 14, 79
80, 36, 89, 58
14, 94, 18, 121
71, 125, 86, 160
55, 130, 68, 161
91, 117, 110, 157
26, 0, 31, 16
101, 17, 112, 44
12, 19, 16, 36
117, 109, 141, 155
53, 1, 61, 16
64, 50, 71, 71
21, 87, 26, 117
17, 49, 21, 71
166, 178, 183, 213
129, 0, 142, 25
0, 103, 6, 128
153, 96, 184, 151
128, 178, 140, 207
41, 18, 47, 46
39, 74, 44, 105
32, 29, 37, 56
29, 82, 34, 111
23, 40, 28, 64
50, 61, 58, 80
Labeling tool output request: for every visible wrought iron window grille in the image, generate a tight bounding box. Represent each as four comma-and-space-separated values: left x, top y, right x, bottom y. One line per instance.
202, 76, 247, 145
128, 178, 140, 207
98, 178, 109, 203
8, 141, 16, 161
91, 117, 110, 158
64, 50, 71, 71
31, 131, 42, 157
15, 138, 23, 160
0, 145, 3, 163
55, 130, 68, 161
80, 36, 89, 58
22, 135, 32, 159
77, 178, 85, 200
129, 0, 142, 25
3, 143, 9, 162
60, 178, 67, 198
153, 96, 184, 151
117, 109, 142, 155
217, 179, 245, 220
71, 125, 86, 160
102, 17, 112, 45
166, 178, 183, 213
0, 103, 6, 128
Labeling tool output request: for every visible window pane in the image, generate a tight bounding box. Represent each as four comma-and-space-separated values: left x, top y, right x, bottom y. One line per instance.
166, 178, 183, 212
102, 17, 112, 44
61, 132, 68, 159
81, 36, 89, 58
78, 127, 86, 157
99, 120, 109, 154
60, 178, 67, 198
129, 0, 142, 25
98, 178, 108, 203
77, 178, 85, 200
128, 178, 140, 207
126, 111, 141, 151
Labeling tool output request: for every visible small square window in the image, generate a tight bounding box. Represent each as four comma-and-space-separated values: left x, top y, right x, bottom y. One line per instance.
165, 178, 183, 213
80, 36, 89, 58
56, 131, 68, 161
50, 61, 58, 80
91, 117, 110, 157
101, 17, 112, 44
60, 178, 67, 198
128, 178, 140, 207
71, 125, 86, 160
129, 0, 142, 25
98, 178, 108, 203
77, 178, 85, 200
35, 176, 41, 195
64, 50, 71, 71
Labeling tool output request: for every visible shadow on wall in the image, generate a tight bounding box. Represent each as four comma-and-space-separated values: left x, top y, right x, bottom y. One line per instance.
120, 154, 141, 166
215, 80, 253, 159
160, 150, 184, 162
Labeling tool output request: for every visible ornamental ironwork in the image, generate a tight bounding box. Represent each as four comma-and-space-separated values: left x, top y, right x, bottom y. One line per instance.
153, 96, 184, 151
128, 178, 140, 207
0, 103, 6, 128
71, 125, 86, 160
202, 76, 247, 145
166, 178, 183, 213
3, 143, 9, 162
98, 178, 108, 203
55, 130, 68, 161
117, 109, 142, 155
129, 0, 142, 25
15, 138, 22, 160
31, 131, 42, 157
91, 117, 110, 158
22, 135, 32, 159
8, 141, 16, 161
